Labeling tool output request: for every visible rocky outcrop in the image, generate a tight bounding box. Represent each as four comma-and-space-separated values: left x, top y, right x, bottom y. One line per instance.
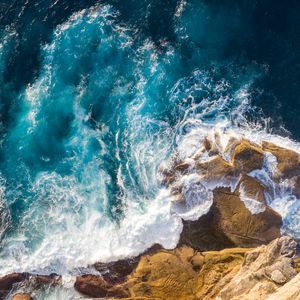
3, 136, 300, 300
76, 245, 249, 300
74, 236, 299, 300
218, 236, 297, 300
0, 273, 29, 299
0, 273, 60, 299
266, 272, 300, 300
179, 185, 282, 250
160, 136, 300, 250
75, 274, 128, 298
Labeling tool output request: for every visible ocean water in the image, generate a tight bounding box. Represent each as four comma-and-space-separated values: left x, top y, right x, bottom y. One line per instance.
0, 0, 299, 277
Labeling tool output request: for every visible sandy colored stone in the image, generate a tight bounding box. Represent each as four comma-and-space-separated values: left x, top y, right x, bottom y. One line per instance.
12, 294, 33, 300
218, 236, 297, 300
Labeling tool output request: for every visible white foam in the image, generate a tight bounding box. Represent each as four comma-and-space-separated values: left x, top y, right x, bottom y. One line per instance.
171, 174, 213, 221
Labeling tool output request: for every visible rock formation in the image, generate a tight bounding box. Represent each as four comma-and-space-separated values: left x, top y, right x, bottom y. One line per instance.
73, 236, 298, 300
160, 136, 298, 250
2, 136, 300, 300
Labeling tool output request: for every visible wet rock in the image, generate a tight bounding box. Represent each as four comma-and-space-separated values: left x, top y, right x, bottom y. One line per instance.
262, 141, 300, 178
74, 275, 109, 298
32, 273, 61, 288
292, 175, 300, 199
232, 139, 264, 173
236, 174, 266, 204
0, 273, 29, 299
195, 155, 236, 185
0, 272, 61, 299
179, 205, 236, 251
212, 187, 282, 247
180, 186, 282, 250
74, 274, 129, 298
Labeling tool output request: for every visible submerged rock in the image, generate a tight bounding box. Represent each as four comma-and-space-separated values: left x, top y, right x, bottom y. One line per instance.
0, 273, 61, 299
0, 273, 29, 299
76, 245, 248, 300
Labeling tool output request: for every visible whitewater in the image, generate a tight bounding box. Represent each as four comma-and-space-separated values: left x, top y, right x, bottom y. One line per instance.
0, 3, 299, 280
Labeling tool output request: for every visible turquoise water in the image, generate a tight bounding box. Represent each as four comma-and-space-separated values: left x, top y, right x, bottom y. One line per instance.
0, 1, 299, 275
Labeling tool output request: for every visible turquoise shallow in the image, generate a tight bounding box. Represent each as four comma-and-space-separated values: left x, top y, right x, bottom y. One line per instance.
0, 0, 299, 276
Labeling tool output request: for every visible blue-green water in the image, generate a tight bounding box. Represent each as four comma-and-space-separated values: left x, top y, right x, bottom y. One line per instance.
0, 0, 299, 275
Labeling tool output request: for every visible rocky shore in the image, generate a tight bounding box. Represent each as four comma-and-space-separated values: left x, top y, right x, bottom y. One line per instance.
2, 135, 300, 299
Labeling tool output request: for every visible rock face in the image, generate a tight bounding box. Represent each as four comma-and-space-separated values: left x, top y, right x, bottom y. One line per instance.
74, 237, 299, 300
160, 135, 300, 250
179, 183, 282, 251
218, 236, 297, 300
76, 246, 248, 300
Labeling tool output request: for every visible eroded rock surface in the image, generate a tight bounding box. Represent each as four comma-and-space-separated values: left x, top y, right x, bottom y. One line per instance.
76, 245, 248, 300
218, 236, 297, 300
74, 237, 299, 300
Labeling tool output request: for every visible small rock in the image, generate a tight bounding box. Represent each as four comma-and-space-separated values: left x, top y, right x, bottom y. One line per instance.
12, 293, 33, 300
270, 270, 287, 284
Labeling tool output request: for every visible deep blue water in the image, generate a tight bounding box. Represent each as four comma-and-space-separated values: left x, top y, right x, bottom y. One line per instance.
0, 0, 299, 274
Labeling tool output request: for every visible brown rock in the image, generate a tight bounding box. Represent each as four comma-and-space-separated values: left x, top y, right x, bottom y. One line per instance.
33, 273, 61, 288
0, 273, 29, 299
75, 274, 130, 298
0, 273, 28, 291
235, 174, 266, 204
196, 155, 236, 183
180, 186, 282, 250
0, 272, 62, 300
212, 187, 281, 247
179, 206, 236, 251
232, 139, 264, 173
94, 258, 139, 285
120, 246, 248, 300
12, 294, 33, 300
75, 275, 109, 298
292, 176, 300, 199
262, 141, 300, 178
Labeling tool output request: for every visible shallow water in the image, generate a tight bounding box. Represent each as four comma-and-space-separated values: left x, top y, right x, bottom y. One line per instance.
0, 0, 299, 276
